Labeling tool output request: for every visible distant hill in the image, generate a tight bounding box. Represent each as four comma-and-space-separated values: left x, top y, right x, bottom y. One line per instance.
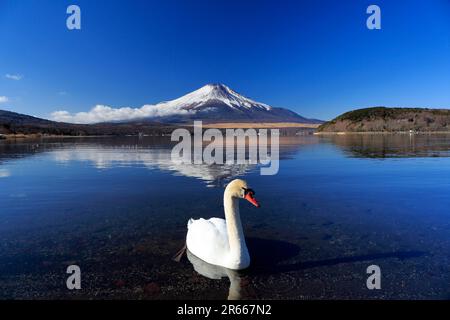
318, 107, 450, 132
0, 110, 177, 136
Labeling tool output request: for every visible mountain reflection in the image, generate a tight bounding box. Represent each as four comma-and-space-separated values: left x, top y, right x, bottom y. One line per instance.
46, 137, 311, 186
3, 134, 450, 186
52, 146, 257, 186
0, 136, 303, 186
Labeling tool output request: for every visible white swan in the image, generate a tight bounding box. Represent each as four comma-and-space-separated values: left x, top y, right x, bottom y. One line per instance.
186, 179, 260, 270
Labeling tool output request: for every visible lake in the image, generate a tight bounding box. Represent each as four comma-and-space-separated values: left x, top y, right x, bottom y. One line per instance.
0, 134, 449, 299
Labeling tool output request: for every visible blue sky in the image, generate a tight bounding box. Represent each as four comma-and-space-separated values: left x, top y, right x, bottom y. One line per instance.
0, 0, 449, 121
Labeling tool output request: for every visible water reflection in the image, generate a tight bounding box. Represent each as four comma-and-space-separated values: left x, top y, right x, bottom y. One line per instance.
0, 168, 10, 178
187, 250, 255, 300
0, 137, 309, 187
52, 146, 256, 187
320, 133, 450, 158
2, 135, 450, 186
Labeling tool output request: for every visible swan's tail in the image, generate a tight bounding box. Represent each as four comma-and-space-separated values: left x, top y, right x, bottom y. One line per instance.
172, 243, 187, 262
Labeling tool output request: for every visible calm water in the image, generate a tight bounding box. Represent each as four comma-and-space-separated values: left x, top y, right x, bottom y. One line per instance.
0, 134, 449, 299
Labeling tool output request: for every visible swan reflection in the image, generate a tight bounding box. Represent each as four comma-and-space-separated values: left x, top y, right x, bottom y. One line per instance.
187, 250, 255, 300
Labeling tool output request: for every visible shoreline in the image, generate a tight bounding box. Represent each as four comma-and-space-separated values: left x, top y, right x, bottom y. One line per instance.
201, 122, 321, 129
0, 134, 116, 140
5, 128, 450, 140
0, 123, 320, 140
314, 131, 450, 135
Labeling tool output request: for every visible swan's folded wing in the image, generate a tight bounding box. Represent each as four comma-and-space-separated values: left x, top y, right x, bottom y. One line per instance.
186, 218, 229, 263
208, 218, 227, 234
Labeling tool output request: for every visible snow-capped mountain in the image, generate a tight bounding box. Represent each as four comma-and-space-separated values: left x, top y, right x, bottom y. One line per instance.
160, 83, 271, 112
140, 83, 320, 123
50, 83, 322, 124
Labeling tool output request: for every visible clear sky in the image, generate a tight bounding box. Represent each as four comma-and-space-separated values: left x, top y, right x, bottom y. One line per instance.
0, 0, 449, 121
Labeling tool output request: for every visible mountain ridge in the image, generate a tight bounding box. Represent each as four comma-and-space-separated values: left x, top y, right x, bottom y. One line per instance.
0, 109, 178, 136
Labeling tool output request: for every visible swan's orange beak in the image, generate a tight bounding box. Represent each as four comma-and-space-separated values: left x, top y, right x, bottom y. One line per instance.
245, 193, 260, 208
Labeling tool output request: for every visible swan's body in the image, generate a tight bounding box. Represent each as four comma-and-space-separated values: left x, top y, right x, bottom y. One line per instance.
187, 217, 250, 270
186, 179, 259, 270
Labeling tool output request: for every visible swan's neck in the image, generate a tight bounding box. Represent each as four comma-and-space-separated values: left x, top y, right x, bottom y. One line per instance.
224, 191, 247, 258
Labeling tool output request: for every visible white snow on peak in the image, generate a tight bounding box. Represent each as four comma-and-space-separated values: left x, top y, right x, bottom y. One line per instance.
156, 83, 272, 111
50, 84, 273, 124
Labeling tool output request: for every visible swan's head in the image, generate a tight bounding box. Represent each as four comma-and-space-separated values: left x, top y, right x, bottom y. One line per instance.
226, 179, 260, 208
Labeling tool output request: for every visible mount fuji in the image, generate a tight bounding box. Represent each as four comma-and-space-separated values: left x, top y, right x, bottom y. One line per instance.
48, 83, 322, 124
141, 83, 321, 124
144, 84, 322, 123
1, 84, 322, 136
